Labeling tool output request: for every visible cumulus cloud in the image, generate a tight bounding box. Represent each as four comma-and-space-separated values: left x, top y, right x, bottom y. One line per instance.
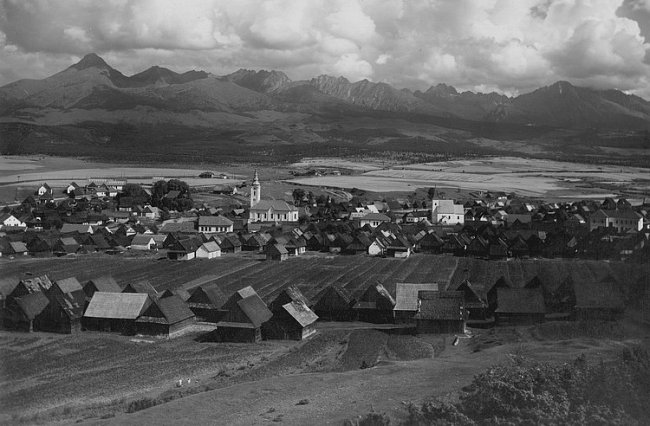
0, 0, 648, 99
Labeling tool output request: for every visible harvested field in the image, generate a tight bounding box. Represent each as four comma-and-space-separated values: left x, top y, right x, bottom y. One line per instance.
288, 156, 650, 199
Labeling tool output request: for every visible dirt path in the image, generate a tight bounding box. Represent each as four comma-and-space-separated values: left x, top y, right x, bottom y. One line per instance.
88, 337, 631, 426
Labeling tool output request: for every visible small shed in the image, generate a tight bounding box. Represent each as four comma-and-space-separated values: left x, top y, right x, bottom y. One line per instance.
263, 301, 318, 340
312, 285, 356, 321
415, 291, 466, 334
187, 285, 228, 322
135, 295, 196, 337
494, 287, 546, 325
353, 283, 397, 323
393, 283, 440, 323
84, 276, 121, 300
83, 292, 152, 334
266, 243, 289, 261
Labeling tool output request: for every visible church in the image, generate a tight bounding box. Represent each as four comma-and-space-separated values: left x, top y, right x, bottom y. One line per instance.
248, 171, 299, 224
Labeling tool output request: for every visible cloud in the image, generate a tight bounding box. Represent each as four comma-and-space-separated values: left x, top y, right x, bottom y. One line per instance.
0, 0, 648, 100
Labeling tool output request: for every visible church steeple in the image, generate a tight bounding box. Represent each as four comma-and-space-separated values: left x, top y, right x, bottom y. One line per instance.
250, 170, 261, 207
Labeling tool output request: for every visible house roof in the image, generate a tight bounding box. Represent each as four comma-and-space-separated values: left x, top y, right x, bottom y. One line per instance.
15, 291, 50, 320
282, 301, 318, 327
55, 277, 83, 294
495, 288, 545, 314
394, 283, 440, 311
158, 222, 196, 233
86, 276, 121, 293
237, 295, 273, 327
9, 241, 27, 253
137, 294, 195, 325
19, 275, 53, 293
271, 285, 311, 310
593, 209, 642, 220
251, 200, 298, 213
84, 292, 151, 319
198, 216, 234, 227
267, 243, 288, 255
189, 285, 228, 309
236, 286, 258, 299
130, 234, 155, 246
357, 283, 396, 307
433, 200, 464, 215
414, 291, 465, 320
199, 241, 221, 253
361, 213, 391, 222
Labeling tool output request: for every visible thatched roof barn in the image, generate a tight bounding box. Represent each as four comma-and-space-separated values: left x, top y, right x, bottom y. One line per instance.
494, 287, 545, 325
415, 291, 466, 334
187, 285, 228, 323
83, 292, 151, 334
136, 295, 196, 337
312, 284, 356, 321
394, 283, 440, 323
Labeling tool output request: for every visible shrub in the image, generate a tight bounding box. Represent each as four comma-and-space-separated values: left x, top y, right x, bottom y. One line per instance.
125, 398, 158, 413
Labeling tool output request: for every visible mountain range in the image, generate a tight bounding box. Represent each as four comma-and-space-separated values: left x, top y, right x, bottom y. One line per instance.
1, 53, 649, 130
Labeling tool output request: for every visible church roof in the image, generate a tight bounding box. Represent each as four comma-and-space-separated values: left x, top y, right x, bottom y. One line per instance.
251, 199, 298, 213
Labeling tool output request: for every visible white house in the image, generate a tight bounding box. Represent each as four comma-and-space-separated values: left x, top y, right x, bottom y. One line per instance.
196, 241, 222, 259
589, 209, 643, 232
431, 200, 465, 225
0, 213, 26, 228
359, 213, 391, 228
129, 234, 157, 250
198, 215, 234, 233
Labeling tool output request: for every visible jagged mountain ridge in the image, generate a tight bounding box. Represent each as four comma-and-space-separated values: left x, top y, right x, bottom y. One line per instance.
1, 53, 649, 129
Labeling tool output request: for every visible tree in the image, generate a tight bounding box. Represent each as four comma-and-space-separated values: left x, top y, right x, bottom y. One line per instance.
292, 188, 306, 204
427, 187, 437, 200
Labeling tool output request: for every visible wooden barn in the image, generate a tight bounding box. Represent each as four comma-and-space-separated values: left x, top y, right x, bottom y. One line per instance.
268, 285, 312, 311
4, 275, 52, 330
494, 287, 546, 325
135, 295, 196, 337
213, 287, 272, 342
573, 280, 625, 321
393, 283, 440, 323
353, 283, 396, 323
84, 276, 121, 300
453, 280, 488, 321
263, 300, 318, 340
415, 291, 466, 334
312, 284, 356, 321
83, 292, 152, 334
187, 285, 228, 322
6, 292, 49, 332
266, 243, 289, 261
36, 285, 86, 334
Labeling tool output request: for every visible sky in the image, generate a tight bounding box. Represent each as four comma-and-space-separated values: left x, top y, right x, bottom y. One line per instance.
1, 0, 649, 99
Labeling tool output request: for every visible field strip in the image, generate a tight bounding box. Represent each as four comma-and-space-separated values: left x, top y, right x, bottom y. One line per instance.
180, 261, 260, 290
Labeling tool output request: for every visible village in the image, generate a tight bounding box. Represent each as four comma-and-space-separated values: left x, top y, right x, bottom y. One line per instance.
0, 169, 648, 344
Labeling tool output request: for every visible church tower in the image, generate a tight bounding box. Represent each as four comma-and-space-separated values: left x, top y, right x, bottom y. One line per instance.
250, 170, 261, 207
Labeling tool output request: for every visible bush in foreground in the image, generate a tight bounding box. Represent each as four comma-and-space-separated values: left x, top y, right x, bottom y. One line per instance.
354, 345, 650, 425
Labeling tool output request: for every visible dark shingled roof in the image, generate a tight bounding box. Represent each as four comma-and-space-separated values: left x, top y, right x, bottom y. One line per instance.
354, 283, 396, 310
269, 285, 311, 312
86, 276, 120, 293
495, 288, 545, 314
282, 301, 318, 327
137, 294, 195, 325
47, 288, 86, 320
55, 277, 83, 294
237, 295, 272, 327
188, 286, 228, 309
15, 292, 49, 320
415, 291, 465, 320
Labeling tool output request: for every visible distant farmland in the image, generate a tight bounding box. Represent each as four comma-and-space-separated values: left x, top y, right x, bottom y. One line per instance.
2, 254, 647, 305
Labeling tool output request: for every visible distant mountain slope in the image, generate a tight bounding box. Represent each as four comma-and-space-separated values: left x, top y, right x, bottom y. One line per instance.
0, 53, 649, 130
